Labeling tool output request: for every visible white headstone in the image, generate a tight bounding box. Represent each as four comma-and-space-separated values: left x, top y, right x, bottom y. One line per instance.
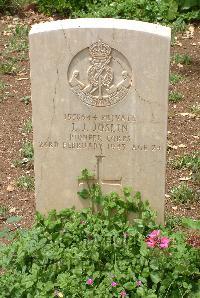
29, 18, 171, 223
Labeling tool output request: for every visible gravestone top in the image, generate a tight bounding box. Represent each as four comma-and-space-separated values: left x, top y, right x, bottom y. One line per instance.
30, 18, 171, 37
30, 18, 171, 223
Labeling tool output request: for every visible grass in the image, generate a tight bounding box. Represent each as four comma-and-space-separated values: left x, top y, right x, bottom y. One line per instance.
171, 20, 187, 36
13, 159, 27, 167
13, 24, 29, 39
191, 102, 200, 116
0, 0, 33, 14
0, 24, 29, 76
16, 175, 34, 190
6, 25, 29, 54
21, 95, 31, 105
165, 215, 182, 230
22, 119, 32, 133
172, 53, 192, 65
171, 152, 200, 185
7, 34, 28, 53
0, 80, 6, 91
0, 205, 9, 218
192, 170, 200, 184
171, 151, 200, 171
0, 81, 6, 102
0, 81, 11, 101
170, 183, 195, 204
166, 215, 200, 231
0, 57, 19, 75
169, 91, 183, 103
13, 141, 34, 168
169, 73, 184, 85
170, 21, 187, 46
21, 141, 34, 160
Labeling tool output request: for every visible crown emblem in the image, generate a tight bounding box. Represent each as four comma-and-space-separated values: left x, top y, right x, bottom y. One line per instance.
68, 40, 132, 107
89, 40, 111, 60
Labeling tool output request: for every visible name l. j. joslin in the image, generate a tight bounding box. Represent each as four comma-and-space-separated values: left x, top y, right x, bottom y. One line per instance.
71, 122, 128, 133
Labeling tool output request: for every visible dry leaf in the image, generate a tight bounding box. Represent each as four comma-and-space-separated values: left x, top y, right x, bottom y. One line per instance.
169, 144, 178, 150
178, 144, 187, 148
189, 25, 194, 35
172, 206, 178, 211
179, 177, 191, 181
179, 113, 196, 118
183, 25, 194, 39
16, 78, 29, 81
192, 135, 199, 139
7, 184, 15, 192
19, 72, 28, 76
179, 113, 189, 116
3, 31, 12, 36
175, 41, 182, 47
9, 207, 16, 213
177, 63, 183, 68
7, 24, 15, 28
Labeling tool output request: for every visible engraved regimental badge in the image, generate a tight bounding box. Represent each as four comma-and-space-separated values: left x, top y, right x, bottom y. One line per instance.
68, 40, 132, 107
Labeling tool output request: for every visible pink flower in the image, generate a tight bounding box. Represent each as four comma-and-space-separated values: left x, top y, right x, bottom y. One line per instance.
146, 230, 170, 249
86, 278, 93, 285
146, 238, 156, 248
160, 237, 170, 249
136, 280, 142, 287
148, 230, 160, 238
120, 291, 127, 297
111, 281, 118, 287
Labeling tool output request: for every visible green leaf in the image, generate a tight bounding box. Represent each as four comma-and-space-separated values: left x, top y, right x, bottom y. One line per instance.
0, 227, 10, 238
123, 187, 132, 197
150, 273, 161, 284
167, 0, 179, 20
140, 242, 148, 257
78, 168, 94, 180
182, 217, 200, 230
136, 286, 145, 296
124, 281, 135, 290
77, 189, 89, 199
150, 260, 159, 271
6, 216, 22, 224
179, 0, 200, 10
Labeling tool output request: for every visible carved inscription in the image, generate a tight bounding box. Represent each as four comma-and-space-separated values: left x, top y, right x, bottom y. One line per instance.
78, 155, 122, 187
68, 40, 132, 107
39, 113, 162, 153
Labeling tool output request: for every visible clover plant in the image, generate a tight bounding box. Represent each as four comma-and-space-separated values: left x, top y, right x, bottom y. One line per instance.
0, 170, 199, 297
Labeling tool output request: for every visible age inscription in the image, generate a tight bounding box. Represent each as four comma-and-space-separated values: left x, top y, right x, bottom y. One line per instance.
38, 112, 162, 153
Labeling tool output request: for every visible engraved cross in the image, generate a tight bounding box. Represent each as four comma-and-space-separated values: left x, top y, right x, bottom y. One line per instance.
96, 155, 122, 186
79, 155, 122, 187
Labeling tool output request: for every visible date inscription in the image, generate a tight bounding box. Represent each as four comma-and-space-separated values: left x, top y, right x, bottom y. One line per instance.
38, 113, 162, 153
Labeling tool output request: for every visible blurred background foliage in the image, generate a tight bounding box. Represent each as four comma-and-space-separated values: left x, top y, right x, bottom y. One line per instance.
0, 0, 199, 25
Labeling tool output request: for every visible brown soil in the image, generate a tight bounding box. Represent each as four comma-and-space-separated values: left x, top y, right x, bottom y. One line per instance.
0, 13, 199, 237
166, 25, 200, 222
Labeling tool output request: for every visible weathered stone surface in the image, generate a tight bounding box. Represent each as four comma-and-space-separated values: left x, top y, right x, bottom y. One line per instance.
29, 18, 171, 223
